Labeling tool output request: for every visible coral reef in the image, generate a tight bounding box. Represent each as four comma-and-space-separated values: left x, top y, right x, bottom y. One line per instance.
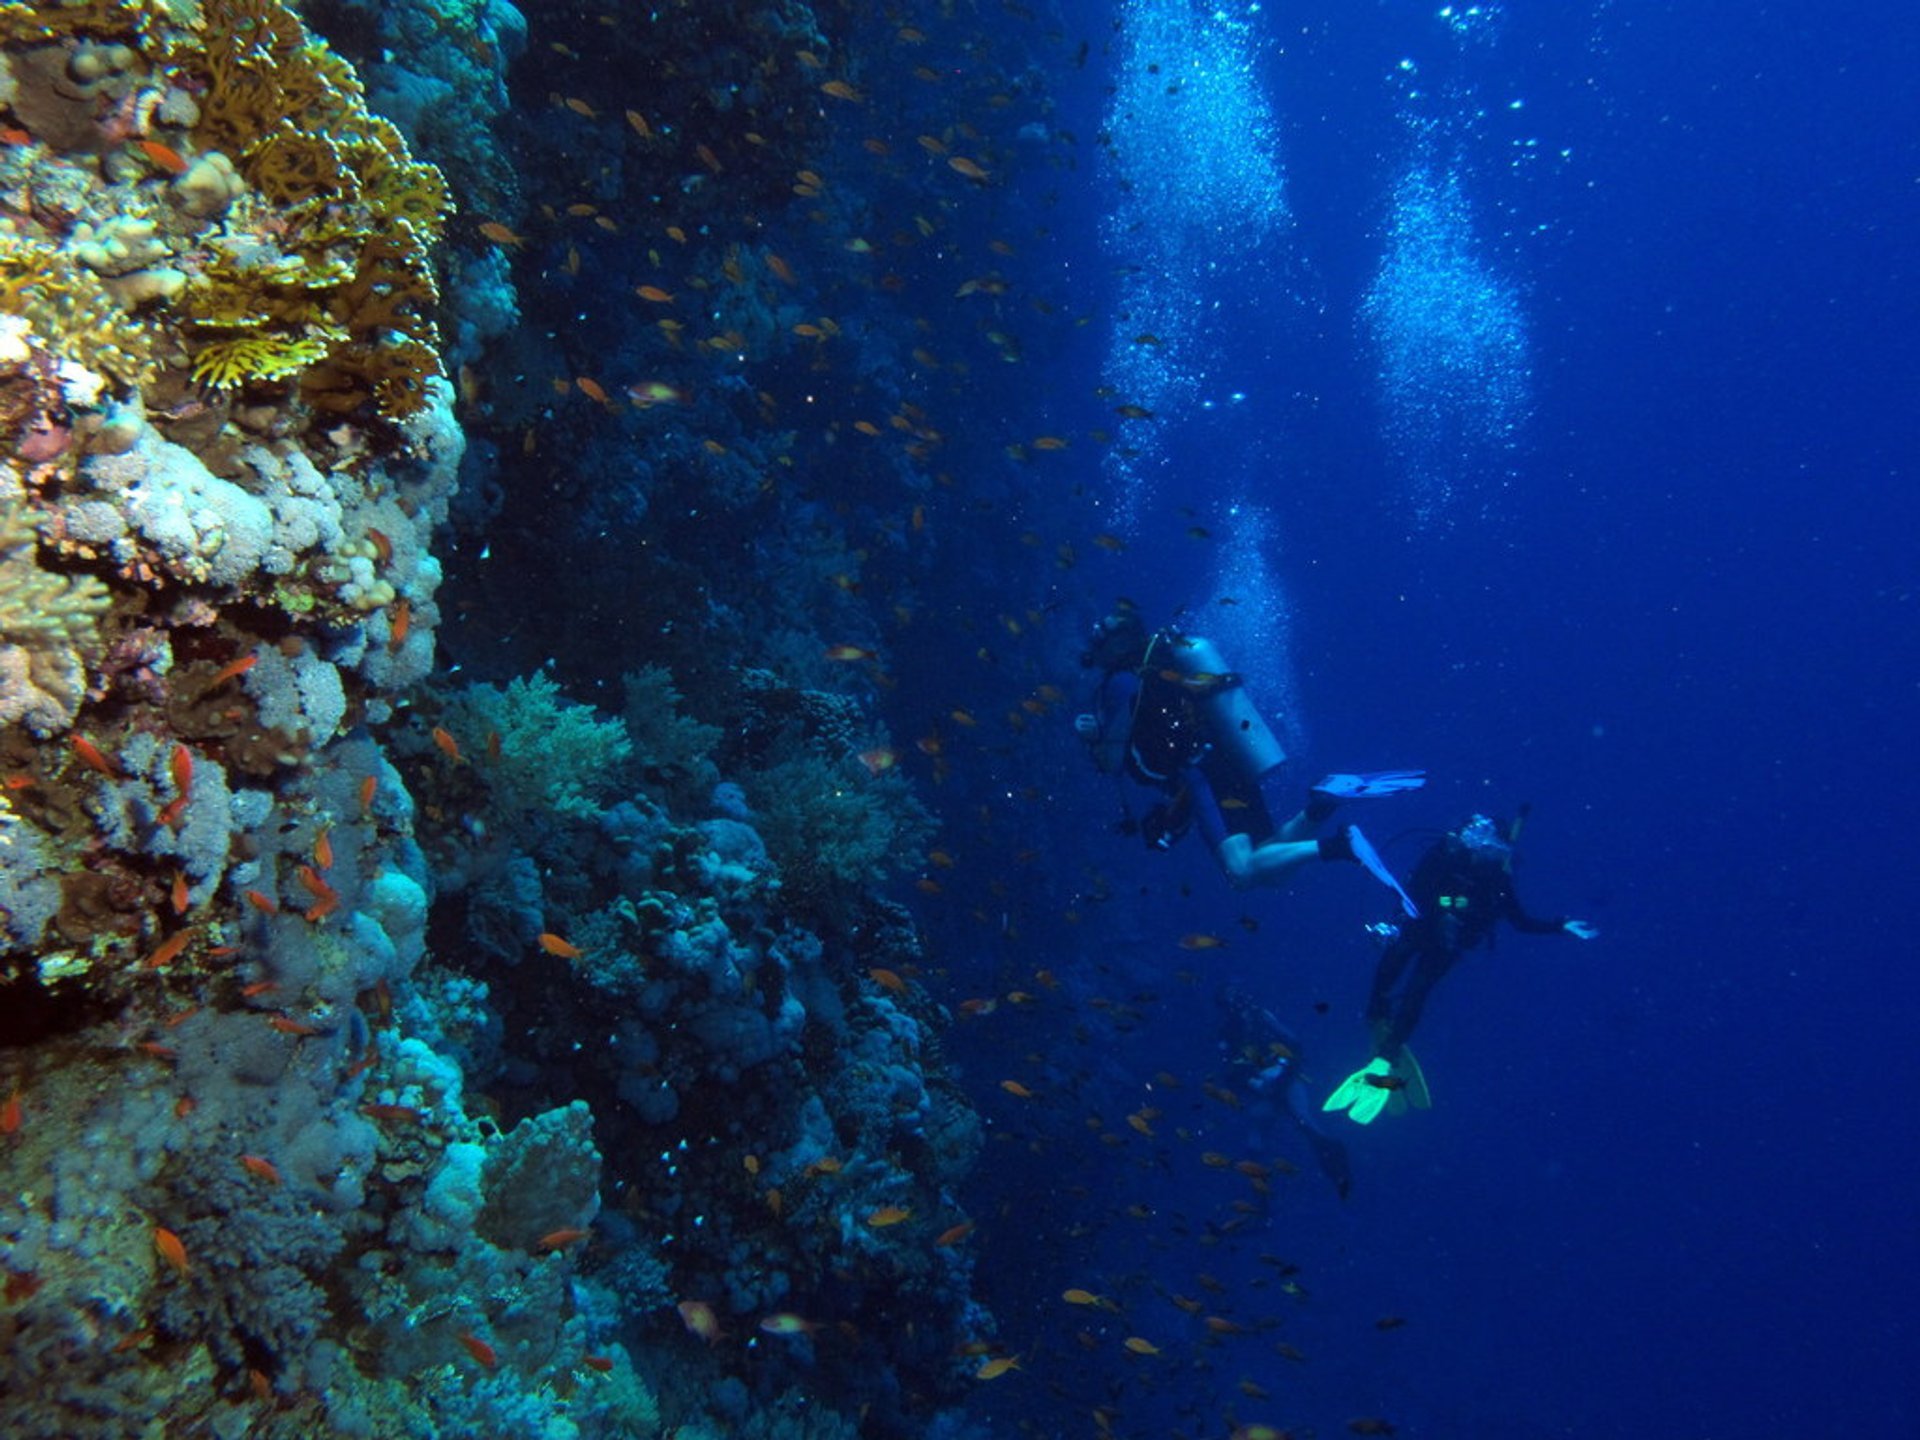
0, 0, 1030, 1434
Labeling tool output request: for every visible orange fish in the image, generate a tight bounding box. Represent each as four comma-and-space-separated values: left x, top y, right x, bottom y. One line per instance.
206, 651, 258, 689
1, 1088, 20, 1136
1031, 435, 1069, 451
581, 1352, 614, 1373
999, 1080, 1035, 1098
575, 376, 611, 405
695, 142, 723, 173
457, 1331, 498, 1370
865, 1205, 912, 1227
1177, 933, 1225, 950
136, 138, 189, 173
376, 600, 408, 663
154, 1226, 189, 1277
823, 644, 875, 662
758, 1312, 818, 1336
1123, 1336, 1160, 1355
933, 1219, 975, 1247
635, 285, 674, 304
538, 932, 584, 959
867, 967, 907, 994
170, 871, 190, 915
297, 865, 339, 921
249, 1369, 271, 1402
135, 1041, 177, 1061
765, 251, 796, 285
239, 1154, 282, 1185
431, 726, 463, 763
677, 1299, 722, 1342
239, 980, 278, 998
857, 747, 897, 776
71, 734, 120, 778
535, 1227, 590, 1251
563, 96, 596, 118
145, 928, 194, 971
478, 220, 526, 248
625, 109, 652, 138
366, 527, 394, 565
1062, 1288, 1108, 1307
948, 156, 990, 181
313, 827, 333, 871
976, 1355, 1021, 1379
174, 1095, 195, 1119
268, 1015, 318, 1037
820, 79, 862, 102
244, 888, 280, 915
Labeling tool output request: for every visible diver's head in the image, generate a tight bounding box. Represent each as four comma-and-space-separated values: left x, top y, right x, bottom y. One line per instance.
1455, 813, 1514, 862
1080, 604, 1148, 672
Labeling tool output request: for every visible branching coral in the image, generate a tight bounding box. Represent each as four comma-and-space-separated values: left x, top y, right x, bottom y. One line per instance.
161, 0, 452, 416
0, 239, 159, 387
0, 502, 110, 733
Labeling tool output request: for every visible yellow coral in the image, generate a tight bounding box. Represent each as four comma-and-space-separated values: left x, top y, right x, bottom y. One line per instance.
189, 331, 336, 389
0, 239, 157, 385
169, 0, 451, 419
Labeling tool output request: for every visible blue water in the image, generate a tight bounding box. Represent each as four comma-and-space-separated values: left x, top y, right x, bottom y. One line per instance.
438, 0, 1920, 1431
896, 1, 1919, 1434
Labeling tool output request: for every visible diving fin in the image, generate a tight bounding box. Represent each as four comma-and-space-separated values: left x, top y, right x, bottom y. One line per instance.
1346, 825, 1419, 918
1397, 1044, 1432, 1111
1324, 1057, 1396, 1126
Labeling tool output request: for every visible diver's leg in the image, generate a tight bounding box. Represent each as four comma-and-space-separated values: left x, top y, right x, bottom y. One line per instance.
1285, 1079, 1354, 1200
1377, 949, 1458, 1058
1365, 937, 1417, 1030
1215, 834, 1324, 888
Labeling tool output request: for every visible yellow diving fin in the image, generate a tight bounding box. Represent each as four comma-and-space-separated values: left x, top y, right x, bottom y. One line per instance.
1324, 1057, 1396, 1126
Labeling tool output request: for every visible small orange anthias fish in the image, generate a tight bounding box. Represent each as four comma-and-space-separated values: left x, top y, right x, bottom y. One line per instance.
239, 1154, 282, 1186
534, 1227, 589, 1252
153, 1226, 189, 1277
758, 1312, 817, 1336
157, 744, 192, 828
456, 1330, 498, 1370
387, 596, 411, 655
431, 726, 462, 763
677, 1299, 721, 1343
537, 932, 584, 959
135, 137, 189, 174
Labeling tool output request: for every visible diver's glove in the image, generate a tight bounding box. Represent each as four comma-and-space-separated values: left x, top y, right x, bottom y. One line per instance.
1563, 919, 1599, 940
1311, 770, 1428, 801
1248, 1059, 1290, 1092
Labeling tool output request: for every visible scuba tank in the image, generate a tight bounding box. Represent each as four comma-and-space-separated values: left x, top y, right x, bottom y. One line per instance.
1158, 635, 1287, 784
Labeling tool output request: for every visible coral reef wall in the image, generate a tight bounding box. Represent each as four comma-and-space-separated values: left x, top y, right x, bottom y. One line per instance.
0, 0, 1025, 1435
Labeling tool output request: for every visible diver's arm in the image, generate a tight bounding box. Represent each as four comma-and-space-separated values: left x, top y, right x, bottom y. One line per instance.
1501, 877, 1591, 937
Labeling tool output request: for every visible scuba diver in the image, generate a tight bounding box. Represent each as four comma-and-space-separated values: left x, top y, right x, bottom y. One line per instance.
1217, 986, 1354, 1200
1074, 603, 1423, 913
1324, 810, 1599, 1125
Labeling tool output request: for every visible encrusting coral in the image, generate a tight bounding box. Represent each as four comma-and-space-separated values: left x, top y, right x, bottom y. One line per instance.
0, 499, 110, 732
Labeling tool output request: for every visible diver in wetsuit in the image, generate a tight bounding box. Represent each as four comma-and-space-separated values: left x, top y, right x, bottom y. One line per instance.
1074, 604, 1423, 912
1324, 812, 1599, 1124
1217, 986, 1354, 1200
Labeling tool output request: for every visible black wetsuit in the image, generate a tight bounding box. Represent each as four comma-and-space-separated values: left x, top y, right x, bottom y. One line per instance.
1217, 989, 1353, 1200
1365, 833, 1568, 1057
1090, 664, 1276, 849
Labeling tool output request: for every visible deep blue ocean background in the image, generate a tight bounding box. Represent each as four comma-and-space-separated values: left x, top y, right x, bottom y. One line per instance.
877, 2, 1918, 1435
